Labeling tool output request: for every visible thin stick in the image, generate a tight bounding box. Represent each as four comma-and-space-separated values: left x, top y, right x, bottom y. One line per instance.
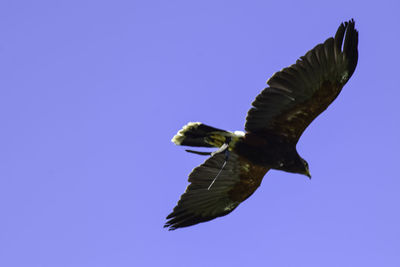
207, 160, 227, 190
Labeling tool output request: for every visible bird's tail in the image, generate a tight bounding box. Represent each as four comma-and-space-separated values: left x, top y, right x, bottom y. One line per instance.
171, 122, 236, 148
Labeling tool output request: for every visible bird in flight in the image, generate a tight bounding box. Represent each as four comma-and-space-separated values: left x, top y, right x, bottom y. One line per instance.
165, 19, 358, 230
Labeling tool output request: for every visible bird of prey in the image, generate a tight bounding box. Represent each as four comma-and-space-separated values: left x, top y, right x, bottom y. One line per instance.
165, 19, 358, 230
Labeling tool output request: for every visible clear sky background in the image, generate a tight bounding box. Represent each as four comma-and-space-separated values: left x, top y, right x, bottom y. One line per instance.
1, 1, 399, 266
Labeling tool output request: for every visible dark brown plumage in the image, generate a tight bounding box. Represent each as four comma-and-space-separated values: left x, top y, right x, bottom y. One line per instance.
165, 19, 358, 230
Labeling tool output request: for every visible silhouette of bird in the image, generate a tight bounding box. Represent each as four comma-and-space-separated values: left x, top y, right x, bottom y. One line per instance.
165, 19, 358, 230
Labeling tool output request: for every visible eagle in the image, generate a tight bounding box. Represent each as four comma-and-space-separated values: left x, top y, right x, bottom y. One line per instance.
165, 19, 358, 230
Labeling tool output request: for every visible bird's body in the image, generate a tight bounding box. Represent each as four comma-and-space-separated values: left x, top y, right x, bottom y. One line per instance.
235, 132, 301, 171
165, 20, 359, 230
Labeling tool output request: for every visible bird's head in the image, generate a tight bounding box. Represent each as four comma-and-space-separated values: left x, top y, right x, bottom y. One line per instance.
277, 156, 311, 179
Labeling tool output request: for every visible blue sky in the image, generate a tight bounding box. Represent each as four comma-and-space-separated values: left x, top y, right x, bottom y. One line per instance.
1, 0, 399, 266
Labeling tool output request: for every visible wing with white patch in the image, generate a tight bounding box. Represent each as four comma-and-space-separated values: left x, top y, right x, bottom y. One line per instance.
165, 149, 269, 230
245, 20, 358, 142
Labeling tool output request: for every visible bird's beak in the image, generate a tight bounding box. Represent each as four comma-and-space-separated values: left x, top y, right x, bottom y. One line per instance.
306, 169, 311, 179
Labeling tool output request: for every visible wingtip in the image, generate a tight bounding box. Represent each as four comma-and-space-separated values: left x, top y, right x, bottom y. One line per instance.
342, 18, 359, 78
344, 18, 357, 33
163, 223, 175, 231
342, 18, 355, 27
333, 18, 358, 81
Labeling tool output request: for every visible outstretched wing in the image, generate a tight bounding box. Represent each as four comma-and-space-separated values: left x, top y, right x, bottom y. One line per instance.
245, 19, 358, 142
165, 150, 269, 230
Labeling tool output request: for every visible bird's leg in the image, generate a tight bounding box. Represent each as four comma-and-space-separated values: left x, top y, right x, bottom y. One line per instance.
185, 149, 212, 156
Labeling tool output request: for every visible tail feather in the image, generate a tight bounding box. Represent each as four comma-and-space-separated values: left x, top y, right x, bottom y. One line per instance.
171, 122, 231, 148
